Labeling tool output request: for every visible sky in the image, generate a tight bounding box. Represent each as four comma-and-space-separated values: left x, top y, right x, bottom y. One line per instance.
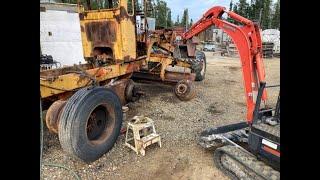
164, 0, 230, 22
164, 0, 277, 23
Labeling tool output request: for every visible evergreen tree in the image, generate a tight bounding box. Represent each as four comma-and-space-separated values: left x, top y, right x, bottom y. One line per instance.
146, 0, 156, 18
175, 15, 180, 26
233, 4, 238, 14
167, 9, 172, 28
238, 0, 249, 17
189, 18, 193, 27
261, 0, 271, 29
271, 0, 280, 30
181, 8, 189, 28
229, 0, 233, 11
155, 0, 168, 28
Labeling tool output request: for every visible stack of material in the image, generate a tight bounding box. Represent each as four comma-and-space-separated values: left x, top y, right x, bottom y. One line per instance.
262, 42, 274, 58
262, 29, 280, 57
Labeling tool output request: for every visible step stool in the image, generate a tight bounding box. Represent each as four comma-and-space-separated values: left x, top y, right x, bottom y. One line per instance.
125, 115, 161, 156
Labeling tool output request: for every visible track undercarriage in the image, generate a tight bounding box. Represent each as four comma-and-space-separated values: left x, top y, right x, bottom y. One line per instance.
199, 83, 280, 180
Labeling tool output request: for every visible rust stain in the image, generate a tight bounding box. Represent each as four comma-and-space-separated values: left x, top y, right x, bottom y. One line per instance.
85, 21, 117, 46
113, 6, 135, 24
125, 63, 140, 74
45, 100, 67, 134
109, 79, 129, 105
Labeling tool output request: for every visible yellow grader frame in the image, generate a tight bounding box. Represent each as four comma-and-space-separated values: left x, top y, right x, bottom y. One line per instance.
40, 0, 206, 162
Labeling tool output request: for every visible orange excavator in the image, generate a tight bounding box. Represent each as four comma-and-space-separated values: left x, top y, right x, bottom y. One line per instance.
178, 6, 280, 179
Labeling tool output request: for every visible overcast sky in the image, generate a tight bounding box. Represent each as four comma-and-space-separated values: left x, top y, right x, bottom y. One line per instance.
164, 0, 277, 23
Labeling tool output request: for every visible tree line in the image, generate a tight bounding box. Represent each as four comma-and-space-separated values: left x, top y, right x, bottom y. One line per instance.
229, 0, 280, 30
55, 0, 279, 30
149, 0, 279, 30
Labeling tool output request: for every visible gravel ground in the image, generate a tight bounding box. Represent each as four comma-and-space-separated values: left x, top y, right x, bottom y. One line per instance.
41, 53, 280, 180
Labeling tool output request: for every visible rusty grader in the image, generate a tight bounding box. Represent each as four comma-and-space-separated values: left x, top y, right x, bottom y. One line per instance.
40, 0, 206, 162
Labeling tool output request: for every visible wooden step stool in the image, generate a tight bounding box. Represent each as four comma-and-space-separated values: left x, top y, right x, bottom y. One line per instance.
125, 115, 161, 156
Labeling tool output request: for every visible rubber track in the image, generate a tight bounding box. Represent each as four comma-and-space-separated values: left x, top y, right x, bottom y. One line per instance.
214, 145, 280, 180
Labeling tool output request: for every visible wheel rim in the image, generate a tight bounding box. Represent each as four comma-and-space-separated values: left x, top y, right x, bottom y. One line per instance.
86, 104, 116, 145
176, 83, 188, 95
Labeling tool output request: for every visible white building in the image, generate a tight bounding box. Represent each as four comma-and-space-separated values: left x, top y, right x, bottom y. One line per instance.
40, 2, 86, 66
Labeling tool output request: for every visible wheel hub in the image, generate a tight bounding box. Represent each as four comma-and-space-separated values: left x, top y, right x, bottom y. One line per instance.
87, 106, 107, 141
177, 84, 188, 95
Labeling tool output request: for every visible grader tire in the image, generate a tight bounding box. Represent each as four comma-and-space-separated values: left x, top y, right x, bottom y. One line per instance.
58, 87, 123, 163
174, 79, 196, 101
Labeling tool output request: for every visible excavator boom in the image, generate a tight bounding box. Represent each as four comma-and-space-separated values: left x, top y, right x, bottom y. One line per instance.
183, 6, 267, 123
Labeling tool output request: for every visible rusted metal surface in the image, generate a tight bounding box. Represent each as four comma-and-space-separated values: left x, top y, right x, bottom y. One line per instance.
174, 79, 196, 101
79, 1, 137, 63
45, 100, 66, 134
85, 21, 117, 47
40, 1, 201, 104
133, 71, 195, 83
164, 72, 195, 82
40, 62, 141, 99
40, 63, 93, 77
88, 103, 116, 145
187, 40, 196, 57
109, 78, 129, 105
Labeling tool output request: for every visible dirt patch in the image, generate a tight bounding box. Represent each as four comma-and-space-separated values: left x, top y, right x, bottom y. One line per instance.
235, 101, 246, 107
222, 79, 237, 84
162, 115, 175, 121
160, 95, 181, 104
207, 104, 223, 115
228, 66, 241, 72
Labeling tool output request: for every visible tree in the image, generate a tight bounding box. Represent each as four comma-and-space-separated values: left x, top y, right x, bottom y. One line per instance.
146, 0, 156, 18
174, 15, 180, 26
249, 0, 257, 21
261, 0, 271, 29
181, 8, 189, 28
238, 0, 249, 17
271, 0, 280, 30
189, 18, 193, 27
229, 0, 233, 11
233, 4, 238, 14
155, 0, 168, 28
254, 0, 264, 23
167, 10, 172, 28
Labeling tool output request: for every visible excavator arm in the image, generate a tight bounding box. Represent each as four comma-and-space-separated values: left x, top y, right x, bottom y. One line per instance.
182, 6, 267, 123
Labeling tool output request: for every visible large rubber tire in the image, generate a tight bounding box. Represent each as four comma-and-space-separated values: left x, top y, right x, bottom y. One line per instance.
58, 87, 123, 163
174, 79, 196, 101
192, 50, 206, 81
